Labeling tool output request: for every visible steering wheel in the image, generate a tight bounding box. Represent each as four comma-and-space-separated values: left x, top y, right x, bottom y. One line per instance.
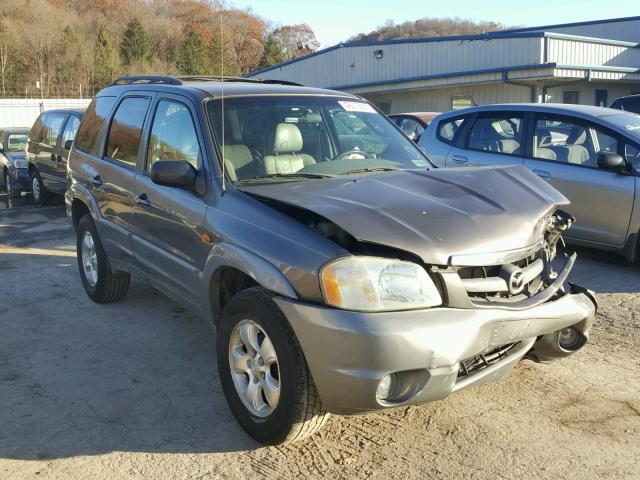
335, 149, 372, 161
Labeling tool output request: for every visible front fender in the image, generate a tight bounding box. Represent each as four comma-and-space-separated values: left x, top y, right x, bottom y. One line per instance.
200, 242, 298, 320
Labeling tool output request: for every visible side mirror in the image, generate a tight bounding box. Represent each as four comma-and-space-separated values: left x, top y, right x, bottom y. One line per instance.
64, 139, 73, 150
149, 160, 197, 188
597, 152, 626, 173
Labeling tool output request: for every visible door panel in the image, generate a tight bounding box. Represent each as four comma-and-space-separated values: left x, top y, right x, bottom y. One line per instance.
37, 113, 66, 188
130, 97, 209, 301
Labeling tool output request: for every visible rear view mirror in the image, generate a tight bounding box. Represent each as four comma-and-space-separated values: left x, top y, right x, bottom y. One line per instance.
64, 140, 73, 150
150, 160, 197, 188
597, 152, 626, 173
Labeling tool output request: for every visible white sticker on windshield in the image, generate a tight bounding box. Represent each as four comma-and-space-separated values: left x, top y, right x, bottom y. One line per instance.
338, 101, 376, 114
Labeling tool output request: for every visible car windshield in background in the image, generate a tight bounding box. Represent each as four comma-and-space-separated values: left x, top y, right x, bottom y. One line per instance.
7, 134, 28, 152
604, 112, 640, 141
207, 96, 430, 184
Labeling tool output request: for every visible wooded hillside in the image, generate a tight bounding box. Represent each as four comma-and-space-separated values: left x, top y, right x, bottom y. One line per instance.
0, 0, 319, 98
350, 17, 511, 42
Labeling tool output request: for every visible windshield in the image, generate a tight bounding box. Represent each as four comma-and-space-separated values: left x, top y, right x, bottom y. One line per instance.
207, 96, 431, 184
6, 134, 28, 152
604, 112, 640, 141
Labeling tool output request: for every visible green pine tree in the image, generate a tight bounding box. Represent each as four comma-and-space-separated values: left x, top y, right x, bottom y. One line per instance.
120, 18, 151, 66
95, 25, 120, 89
258, 33, 285, 68
177, 30, 210, 75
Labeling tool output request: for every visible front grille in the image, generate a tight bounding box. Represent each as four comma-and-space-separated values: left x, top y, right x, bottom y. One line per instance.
455, 251, 547, 303
457, 342, 519, 379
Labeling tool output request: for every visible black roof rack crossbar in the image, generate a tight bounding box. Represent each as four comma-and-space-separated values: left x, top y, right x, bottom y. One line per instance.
112, 75, 303, 87
112, 76, 182, 86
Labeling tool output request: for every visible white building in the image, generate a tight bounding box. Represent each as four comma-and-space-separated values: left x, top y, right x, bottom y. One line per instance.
248, 16, 640, 113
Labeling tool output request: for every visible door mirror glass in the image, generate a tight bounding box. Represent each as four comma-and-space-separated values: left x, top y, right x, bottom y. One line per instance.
597, 152, 626, 173
149, 160, 196, 188
64, 140, 73, 150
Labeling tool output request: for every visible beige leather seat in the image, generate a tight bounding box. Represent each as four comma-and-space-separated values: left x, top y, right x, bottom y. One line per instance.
263, 123, 316, 174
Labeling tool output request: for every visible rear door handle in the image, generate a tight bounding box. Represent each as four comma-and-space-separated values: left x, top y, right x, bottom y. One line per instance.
91, 175, 103, 187
136, 193, 150, 207
452, 155, 468, 164
532, 169, 551, 181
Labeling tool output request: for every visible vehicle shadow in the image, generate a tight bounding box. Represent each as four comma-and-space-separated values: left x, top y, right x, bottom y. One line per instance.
0, 249, 259, 460
562, 244, 640, 294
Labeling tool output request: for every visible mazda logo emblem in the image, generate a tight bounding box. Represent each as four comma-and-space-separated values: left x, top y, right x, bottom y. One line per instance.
508, 270, 525, 295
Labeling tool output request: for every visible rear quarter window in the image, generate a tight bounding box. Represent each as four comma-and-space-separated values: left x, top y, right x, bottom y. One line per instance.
437, 116, 466, 144
76, 96, 117, 155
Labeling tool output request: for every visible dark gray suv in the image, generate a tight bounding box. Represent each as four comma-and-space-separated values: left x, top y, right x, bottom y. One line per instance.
66, 76, 597, 444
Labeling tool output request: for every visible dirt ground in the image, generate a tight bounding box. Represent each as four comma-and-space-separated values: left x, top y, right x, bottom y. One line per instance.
1, 198, 639, 480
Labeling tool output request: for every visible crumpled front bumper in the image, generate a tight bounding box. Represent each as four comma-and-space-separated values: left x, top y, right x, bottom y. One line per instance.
275, 284, 596, 415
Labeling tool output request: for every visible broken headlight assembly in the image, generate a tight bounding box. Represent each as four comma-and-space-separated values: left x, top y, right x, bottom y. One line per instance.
320, 256, 442, 311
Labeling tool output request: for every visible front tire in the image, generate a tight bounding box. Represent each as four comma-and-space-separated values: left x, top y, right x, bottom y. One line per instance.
217, 287, 329, 445
30, 170, 49, 206
76, 214, 130, 303
5, 171, 20, 199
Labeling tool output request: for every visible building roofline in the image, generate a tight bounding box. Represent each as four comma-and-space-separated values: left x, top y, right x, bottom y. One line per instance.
247, 27, 640, 78
491, 15, 640, 35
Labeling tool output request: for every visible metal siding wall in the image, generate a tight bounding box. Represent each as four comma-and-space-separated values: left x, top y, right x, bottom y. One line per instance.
547, 38, 640, 68
544, 82, 637, 106
544, 19, 640, 43
0, 98, 91, 129
253, 37, 542, 88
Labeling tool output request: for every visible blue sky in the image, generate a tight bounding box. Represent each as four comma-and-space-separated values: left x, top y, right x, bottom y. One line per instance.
230, 0, 638, 47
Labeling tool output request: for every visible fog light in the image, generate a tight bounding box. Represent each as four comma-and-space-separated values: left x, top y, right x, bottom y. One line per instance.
558, 327, 581, 350
376, 373, 397, 401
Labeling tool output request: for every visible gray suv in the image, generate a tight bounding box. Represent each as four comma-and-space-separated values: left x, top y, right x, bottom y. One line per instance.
66, 76, 597, 445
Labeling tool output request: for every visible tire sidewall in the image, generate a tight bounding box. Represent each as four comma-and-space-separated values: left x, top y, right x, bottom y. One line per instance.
76, 215, 110, 301
217, 290, 302, 444
31, 171, 46, 205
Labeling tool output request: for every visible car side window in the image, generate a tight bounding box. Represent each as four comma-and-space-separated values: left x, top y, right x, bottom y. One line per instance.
533, 117, 617, 168
399, 118, 423, 141
29, 116, 46, 144
467, 115, 523, 155
76, 96, 117, 155
41, 114, 65, 147
625, 144, 640, 173
437, 117, 466, 143
146, 100, 200, 170
61, 116, 81, 149
105, 97, 151, 167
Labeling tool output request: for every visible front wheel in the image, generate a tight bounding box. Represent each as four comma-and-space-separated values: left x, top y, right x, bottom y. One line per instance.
30, 170, 49, 206
5, 171, 20, 199
76, 214, 130, 303
217, 287, 329, 444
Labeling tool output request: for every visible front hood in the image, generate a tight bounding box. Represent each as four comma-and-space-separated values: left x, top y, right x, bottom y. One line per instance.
5, 152, 26, 164
239, 166, 569, 265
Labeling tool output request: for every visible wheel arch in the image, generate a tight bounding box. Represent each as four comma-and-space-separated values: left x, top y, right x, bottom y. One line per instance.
68, 185, 100, 233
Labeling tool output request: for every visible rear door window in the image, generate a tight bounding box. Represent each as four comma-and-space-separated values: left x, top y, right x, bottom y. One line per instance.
76, 96, 117, 155
467, 114, 523, 155
105, 97, 151, 167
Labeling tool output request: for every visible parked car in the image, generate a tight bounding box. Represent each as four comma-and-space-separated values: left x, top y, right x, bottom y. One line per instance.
0, 128, 30, 198
420, 104, 640, 261
66, 77, 596, 445
610, 94, 640, 114
26, 108, 84, 205
389, 112, 439, 142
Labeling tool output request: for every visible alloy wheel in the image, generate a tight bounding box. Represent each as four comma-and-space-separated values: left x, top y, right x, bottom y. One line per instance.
81, 231, 98, 287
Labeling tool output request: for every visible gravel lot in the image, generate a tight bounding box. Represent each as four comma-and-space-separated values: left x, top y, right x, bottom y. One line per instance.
1, 197, 639, 480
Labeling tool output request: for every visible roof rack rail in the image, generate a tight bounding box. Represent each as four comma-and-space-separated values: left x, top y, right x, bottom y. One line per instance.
112, 76, 182, 86
111, 75, 303, 88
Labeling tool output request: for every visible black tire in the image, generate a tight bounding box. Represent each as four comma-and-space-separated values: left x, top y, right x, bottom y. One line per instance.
5, 171, 20, 199
217, 287, 329, 445
76, 214, 130, 303
1, 170, 7, 193
30, 169, 49, 206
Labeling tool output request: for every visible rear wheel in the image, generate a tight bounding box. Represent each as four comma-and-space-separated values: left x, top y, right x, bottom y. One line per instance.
217, 287, 329, 445
30, 170, 49, 206
76, 214, 130, 303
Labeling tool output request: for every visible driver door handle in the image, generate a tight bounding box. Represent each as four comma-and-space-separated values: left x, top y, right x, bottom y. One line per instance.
452, 155, 468, 164
91, 175, 103, 187
532, 169, 551, 181
136, 193, 150, 207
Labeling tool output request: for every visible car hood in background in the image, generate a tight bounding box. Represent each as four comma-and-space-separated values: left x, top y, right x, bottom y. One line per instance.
5, 152, 26, 164
239, 166, 569, 266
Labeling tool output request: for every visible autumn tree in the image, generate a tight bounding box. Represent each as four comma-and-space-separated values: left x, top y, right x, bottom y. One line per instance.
0, 17, 16, 96
272, 24, 320, 60
259, 33, 285, 68
120, 18, 152, 66
177, 29, 210, 75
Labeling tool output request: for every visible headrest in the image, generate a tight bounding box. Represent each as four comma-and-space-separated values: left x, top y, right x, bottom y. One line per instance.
567, 127, 586, 145
273, 123, 303, 154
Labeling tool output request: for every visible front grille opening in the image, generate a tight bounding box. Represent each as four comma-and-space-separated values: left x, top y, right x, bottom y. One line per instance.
458, 342, 519, 379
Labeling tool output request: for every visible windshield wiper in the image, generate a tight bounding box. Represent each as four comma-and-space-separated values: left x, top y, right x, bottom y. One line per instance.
340, 167, 398, 175
238, 172, 334, 182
